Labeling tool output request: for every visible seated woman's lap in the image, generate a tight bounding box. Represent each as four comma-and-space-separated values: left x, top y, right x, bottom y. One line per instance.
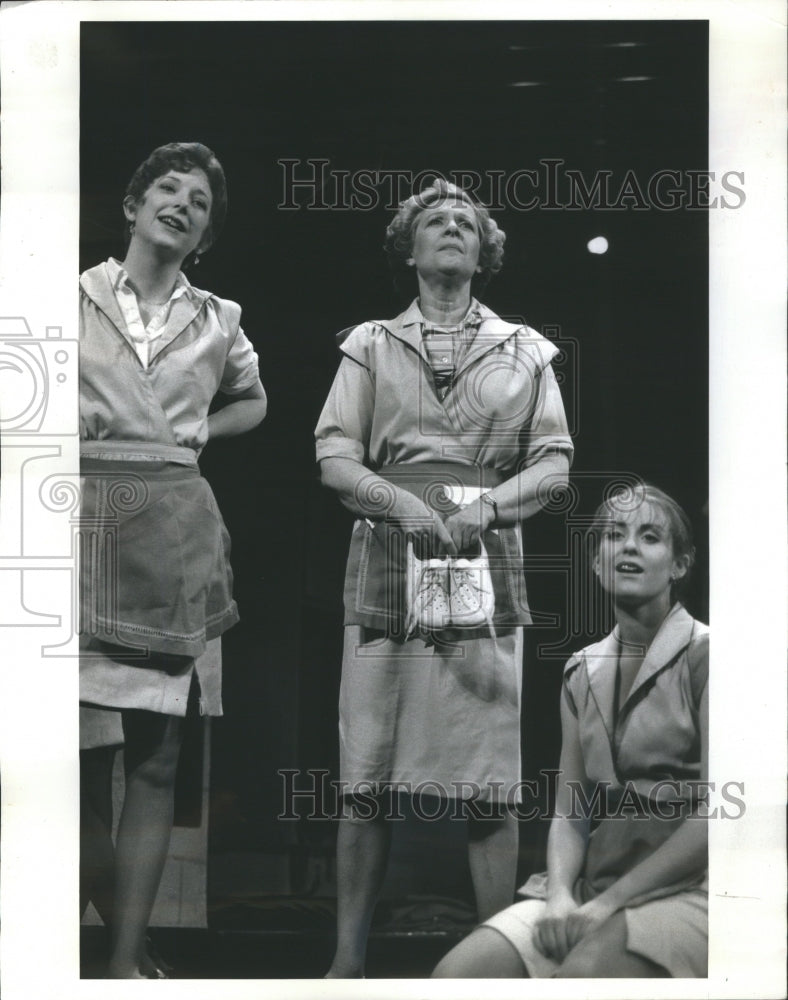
439, 899, 670, 978
432, 927, 527, 978
554, 911, 668, 978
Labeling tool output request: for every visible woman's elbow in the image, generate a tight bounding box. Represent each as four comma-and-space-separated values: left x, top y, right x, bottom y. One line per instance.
539, 451, 570, 487
319, 458, 341, 490
251, 395, 267, 426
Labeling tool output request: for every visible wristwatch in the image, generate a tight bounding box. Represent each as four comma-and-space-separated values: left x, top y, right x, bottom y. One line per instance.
479, 491, 498, 524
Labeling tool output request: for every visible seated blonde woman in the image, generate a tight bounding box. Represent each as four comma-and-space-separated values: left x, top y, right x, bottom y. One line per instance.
433, 484, 708, 978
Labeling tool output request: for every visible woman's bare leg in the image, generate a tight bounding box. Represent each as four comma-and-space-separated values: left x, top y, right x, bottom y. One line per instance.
555, 911, 669, 978
107, 710, 183, 979
80, 746, 117, 923
466, 809, 519, 922
326, 800, 392, 979
432, 926, 527, 978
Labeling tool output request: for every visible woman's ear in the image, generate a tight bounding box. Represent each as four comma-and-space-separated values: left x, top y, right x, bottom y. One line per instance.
406, 258, 415, 267
592, 556, 600, 577
672, 553, 690, 582
122, 196, 137, 223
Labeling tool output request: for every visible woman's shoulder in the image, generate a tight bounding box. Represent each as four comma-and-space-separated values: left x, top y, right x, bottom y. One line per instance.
476, 303, 561, 368
189, 284, 243, 331
79, 260, 111, 296
336, 319, 385, 345
563, 630, 618, 676
335, 319, 393, 369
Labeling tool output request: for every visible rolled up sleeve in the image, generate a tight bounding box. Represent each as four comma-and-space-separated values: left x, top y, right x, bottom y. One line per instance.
315, 355, 375, 465
521, 362, 574, 467
220, 325, 260, 395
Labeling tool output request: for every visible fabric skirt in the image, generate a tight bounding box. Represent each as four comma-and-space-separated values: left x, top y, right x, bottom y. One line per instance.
79, 635, 223, 749
482, 881, 708, 978
79, 444, 236, 741
338, 625, 523, 802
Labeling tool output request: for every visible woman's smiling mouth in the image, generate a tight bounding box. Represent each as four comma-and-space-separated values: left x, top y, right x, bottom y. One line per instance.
158, 214, 186, 232
615, 561, 643, 573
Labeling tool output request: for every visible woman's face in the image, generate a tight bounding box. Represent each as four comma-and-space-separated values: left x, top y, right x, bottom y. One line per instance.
409, 200, 481, 285
594, 502, 687, 607
124, 167, 213, 261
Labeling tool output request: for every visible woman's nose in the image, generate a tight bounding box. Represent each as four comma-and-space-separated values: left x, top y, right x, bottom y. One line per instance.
445, 218, 460, 233
622, 534, 638, 552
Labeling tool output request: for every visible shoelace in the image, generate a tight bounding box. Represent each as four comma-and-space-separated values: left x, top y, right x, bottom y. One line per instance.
449, 566, 492, 616
404, 549, 496, 638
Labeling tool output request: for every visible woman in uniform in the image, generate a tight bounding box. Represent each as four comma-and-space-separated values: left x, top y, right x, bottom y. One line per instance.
79, 142, 266, 978
433, 484, 709, 979
315, 180, 573, 977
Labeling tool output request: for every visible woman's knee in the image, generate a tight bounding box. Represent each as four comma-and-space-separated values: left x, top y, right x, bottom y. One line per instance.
553, 912, 666, 978
432, 928, 525, 979
123, 713, 183, 788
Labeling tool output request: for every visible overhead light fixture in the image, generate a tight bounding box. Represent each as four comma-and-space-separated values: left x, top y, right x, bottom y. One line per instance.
508, 81, 544, 88
615, 76, 655, 82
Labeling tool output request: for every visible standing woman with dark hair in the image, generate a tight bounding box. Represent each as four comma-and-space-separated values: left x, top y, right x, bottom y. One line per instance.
315, 181, 573, 977
79, 142, 266, 978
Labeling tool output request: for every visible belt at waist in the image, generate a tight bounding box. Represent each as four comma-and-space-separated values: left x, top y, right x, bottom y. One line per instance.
80, 440, 197, 467
376, 462, 505, 507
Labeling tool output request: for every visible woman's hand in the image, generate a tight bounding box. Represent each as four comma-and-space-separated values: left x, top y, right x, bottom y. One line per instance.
442, 499, 494, 554
390, 490, 457, 556
533, 891, 580, 961
535, 894, 617, 962
561, 896, 618, 954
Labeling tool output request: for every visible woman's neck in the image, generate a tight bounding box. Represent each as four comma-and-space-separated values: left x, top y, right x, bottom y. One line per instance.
614, 593, 674, 651
417, 277, 472, 325
121, 242, 182, 303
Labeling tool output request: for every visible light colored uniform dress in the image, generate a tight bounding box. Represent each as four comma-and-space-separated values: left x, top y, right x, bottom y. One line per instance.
314, 299, 573, 802
79, 259, 260, 747
483, 604, 709, 977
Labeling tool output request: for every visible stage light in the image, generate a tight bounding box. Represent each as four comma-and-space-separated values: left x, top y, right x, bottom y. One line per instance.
587, 236, 609, 255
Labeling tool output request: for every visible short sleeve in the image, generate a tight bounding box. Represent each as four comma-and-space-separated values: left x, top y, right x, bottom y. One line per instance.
686, 631, 709, 708
314, 342, 376, 464
521, 360, 574, 467
562, 654, 582, 718
220, 324, 260, 395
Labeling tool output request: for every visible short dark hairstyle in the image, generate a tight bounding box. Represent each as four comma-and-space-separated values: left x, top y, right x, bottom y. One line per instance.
384, 180, 505, 297
123, 142, 228, 259
589, 483, 696, 601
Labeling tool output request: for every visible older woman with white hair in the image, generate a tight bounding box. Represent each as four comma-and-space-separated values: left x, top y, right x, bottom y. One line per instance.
315, 180, 574, 977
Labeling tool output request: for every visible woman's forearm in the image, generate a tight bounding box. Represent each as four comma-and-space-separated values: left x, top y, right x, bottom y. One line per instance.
546, 813, 589, 902
207, 380, 267, 440
320, 456, 422, 522
597, 815, 707, 913
487, 452, 569, 527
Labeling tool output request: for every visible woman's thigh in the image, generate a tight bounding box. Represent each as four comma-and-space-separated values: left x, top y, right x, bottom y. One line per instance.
432, 927, 526, 978
555, 911, 668, 978
121, 710, 184, 783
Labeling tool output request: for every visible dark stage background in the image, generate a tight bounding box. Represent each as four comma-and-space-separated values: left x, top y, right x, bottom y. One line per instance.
80, 18, 708, 945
